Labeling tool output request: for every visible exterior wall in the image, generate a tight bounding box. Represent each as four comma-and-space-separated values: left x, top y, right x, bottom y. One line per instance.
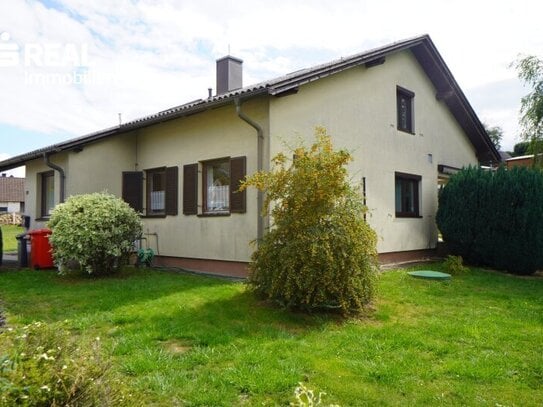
23, 100, 268, 265
65, 132, 137, 196
269, 50, 478, 253
136, 99, 268, 262
24, 134, 136, 230
25, 153, 69, 229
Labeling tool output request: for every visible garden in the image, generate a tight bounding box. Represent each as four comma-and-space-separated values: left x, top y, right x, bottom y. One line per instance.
0, 264, 542, 405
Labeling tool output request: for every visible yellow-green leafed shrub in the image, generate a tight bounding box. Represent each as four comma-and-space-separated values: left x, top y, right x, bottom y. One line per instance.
0, 322, 129, 406
241, 128, 378, 315
48, 192, 143, 275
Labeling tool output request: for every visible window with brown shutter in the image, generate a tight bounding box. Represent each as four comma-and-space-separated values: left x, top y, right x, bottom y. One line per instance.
183, 164, 198, 215
230, 156, 246, 213
122, 171, 143, 212
165, 166, 178, 216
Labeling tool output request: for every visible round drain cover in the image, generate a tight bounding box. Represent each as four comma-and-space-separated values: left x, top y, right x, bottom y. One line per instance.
407, 270, 451, 280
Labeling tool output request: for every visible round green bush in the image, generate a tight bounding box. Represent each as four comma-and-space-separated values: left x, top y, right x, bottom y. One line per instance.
436, 166, 543, 275
48, 192, 143, 275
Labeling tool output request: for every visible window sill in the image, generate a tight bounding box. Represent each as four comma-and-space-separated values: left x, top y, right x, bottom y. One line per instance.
142, 214, 167, 218
395, 213, 422, 219
35, 217, 50, 221
198, 212, 231, 217
397, 128, 415, 135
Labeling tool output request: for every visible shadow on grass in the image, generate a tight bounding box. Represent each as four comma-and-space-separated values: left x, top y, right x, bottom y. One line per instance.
0, 266, 339, 343
0, 267, 242, 323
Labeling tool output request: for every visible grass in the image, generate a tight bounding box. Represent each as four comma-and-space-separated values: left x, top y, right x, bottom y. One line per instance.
0, 264, 542, 406
1, 224, 24, 252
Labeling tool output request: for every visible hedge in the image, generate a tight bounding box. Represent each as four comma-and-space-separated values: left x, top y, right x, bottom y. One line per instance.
436, 166, 543, 275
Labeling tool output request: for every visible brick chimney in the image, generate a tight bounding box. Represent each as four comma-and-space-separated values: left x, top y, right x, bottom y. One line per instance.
216, 56, 243, 95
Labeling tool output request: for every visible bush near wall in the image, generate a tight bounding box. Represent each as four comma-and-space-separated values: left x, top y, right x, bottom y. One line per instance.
241, 128, 378, 314
436, 166, 543, 275
48, 192, 143, 276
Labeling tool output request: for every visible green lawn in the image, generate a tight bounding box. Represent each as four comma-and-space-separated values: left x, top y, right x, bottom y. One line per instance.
0, 265, 542, 406
1, 224, 24, 252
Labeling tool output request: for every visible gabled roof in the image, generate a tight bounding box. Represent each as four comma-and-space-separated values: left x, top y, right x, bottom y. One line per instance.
0, 176, 24, 202
0, 34, 500, 171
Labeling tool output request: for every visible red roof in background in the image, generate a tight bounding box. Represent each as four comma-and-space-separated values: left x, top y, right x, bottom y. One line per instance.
0, 176, 24, 202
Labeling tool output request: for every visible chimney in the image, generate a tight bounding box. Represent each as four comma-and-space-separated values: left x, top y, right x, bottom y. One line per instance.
216, 56, 243, 95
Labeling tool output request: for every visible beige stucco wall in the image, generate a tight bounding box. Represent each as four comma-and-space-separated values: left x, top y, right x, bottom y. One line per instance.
269, 50, 478, 253
136, 99, 267, 262
65, 132, 137, 196
23, 99, 268, 263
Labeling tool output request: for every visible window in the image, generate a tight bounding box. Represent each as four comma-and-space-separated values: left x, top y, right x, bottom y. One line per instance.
121, 166, 178, 216
146, 168, 166, 215
41, 171, 55, 218
183, 156, 246, 215
0, 207, 7, 213
397, 86, 414, 133
395, 172, 421, 217
203, 159, 230, 213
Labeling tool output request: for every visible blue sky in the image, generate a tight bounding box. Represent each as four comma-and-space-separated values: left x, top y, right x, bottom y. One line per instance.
0, 0, 542, 176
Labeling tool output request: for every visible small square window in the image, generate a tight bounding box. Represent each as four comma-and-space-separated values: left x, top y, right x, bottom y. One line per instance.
395, 172, 421, 217
146, 168, 166, 215
203, 159, 230, 213
397, 86, 414, 133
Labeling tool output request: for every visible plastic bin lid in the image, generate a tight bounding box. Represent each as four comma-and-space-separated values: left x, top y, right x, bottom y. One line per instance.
407, 270, 451, 280
27, 228, 52, 235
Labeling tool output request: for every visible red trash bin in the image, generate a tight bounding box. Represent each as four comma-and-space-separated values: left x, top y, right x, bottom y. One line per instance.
28, 228, 54, 269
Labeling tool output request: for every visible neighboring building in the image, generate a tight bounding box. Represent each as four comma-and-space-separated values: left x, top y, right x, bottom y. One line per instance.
0, 175, 25, 213
0, 35, 500, 276
505, 154, 537, 168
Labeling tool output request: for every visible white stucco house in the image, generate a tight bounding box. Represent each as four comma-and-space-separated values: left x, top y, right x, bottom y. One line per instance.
0, 35, 500, 276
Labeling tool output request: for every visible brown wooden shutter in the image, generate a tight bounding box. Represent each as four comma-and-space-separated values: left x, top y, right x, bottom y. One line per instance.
183, 164, 198, 215
230, 156, 246, 213
122, 171, 143, 212
165, 166, 178, 216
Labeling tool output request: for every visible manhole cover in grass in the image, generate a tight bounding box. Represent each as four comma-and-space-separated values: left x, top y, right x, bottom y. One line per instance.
407, 270, 451, 280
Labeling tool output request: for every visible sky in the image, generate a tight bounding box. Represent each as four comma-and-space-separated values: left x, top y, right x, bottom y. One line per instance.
0, 0, 541, 177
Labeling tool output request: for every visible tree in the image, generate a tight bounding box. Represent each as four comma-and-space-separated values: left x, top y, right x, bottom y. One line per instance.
483, 123, 503, 151
48, 192, 143, 275
511, 141, 530, 157
240, 128, 378, 314
514, 55, 543, 143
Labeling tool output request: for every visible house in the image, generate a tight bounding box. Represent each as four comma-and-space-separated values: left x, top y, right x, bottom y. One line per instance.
505, 154, 538, 168
0, 35, 500, 276
0, 175, 24, 214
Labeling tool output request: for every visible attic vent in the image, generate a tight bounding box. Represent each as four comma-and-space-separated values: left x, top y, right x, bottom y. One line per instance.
216, 56, 243, 95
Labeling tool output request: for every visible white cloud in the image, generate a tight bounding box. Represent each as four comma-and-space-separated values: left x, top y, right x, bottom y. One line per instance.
0, 0, 541, 156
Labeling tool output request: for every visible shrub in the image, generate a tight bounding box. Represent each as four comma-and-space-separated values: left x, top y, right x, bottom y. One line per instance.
436, 166, 543, 275
0, 321, 129, 406
443, 255, 468, 275
241, 128, 378, 314
48, 192, 143, 276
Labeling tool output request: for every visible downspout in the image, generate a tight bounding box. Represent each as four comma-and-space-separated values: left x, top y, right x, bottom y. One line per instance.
235, 98, 264, 243
43, 152, 66, 203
